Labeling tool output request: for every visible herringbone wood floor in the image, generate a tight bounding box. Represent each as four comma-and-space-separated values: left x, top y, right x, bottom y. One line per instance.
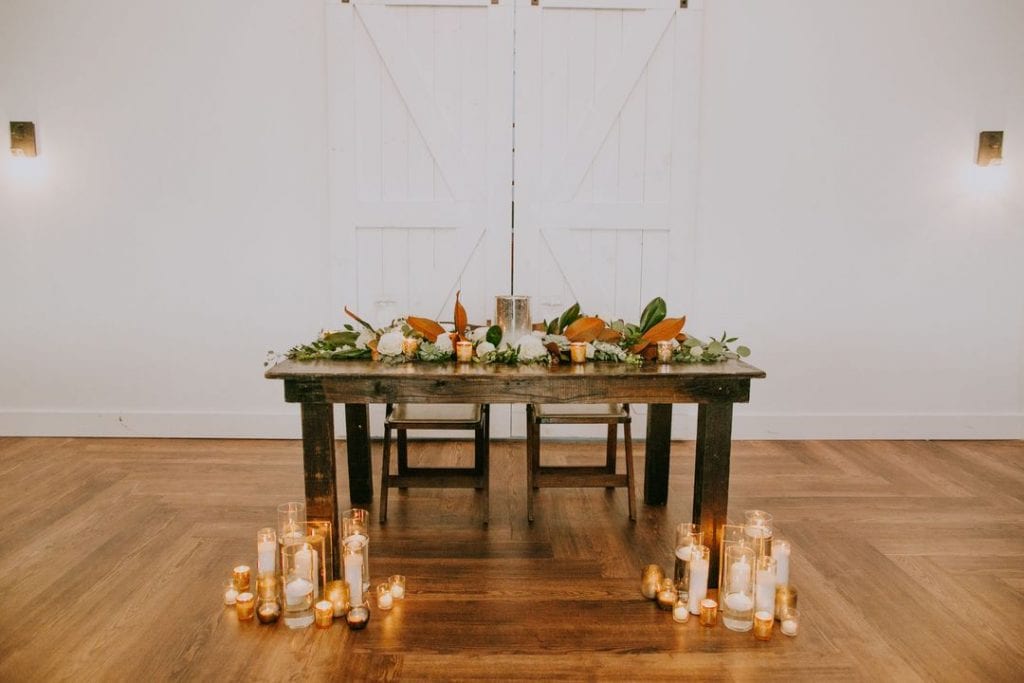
0, 437, 1021, 681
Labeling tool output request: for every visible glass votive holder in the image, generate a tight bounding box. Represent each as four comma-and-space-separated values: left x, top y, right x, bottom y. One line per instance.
672, 597, 690, 623
456, 341, 473, 362
402, 337, 420, 358
569, 342, 587, 364
775, 584, 799, 620
314, 600, 334, 628
235, 592, 255, 621
257, 596, 281, 624
699, 599, 718, 627
325, 580, 351, 617
656, 340, 674, 363
389, 575, 406, 600
233, 565, 251, 592
779, 608, 800, 637
641, 564, 665, 600
223, 579, 239, 606
376, 583, 394, 610
346, 603, 371, 630
656, 578, 677, 611
754, 610, 774, 640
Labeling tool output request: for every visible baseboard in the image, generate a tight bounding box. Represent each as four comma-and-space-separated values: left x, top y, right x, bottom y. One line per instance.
0, 410, 1021, 440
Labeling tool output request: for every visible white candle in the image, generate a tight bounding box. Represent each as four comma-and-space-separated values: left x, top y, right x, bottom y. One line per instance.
724, 592, 753, 612
284, 578, 313, 608
755, 568, 775, 612
390, 584, 405, 600
773, 540, 791, 586
729, 555, 751, 589
345, 533, 370, 591
257, 540, 276, 575
344, 548, 364, 606
673, 604, 689, 622
781, 618, 799, 636
687, 557, 709, 615
223, 587, 239, 606
378, 591, 393, 609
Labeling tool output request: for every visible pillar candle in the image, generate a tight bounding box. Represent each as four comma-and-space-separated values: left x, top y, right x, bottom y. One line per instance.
729, 555, 751, 588
257, 541, 276, 576
755, 565, 775, 613
344, 547, 364, 606
773, 540, 791, 586
687, 557, 709, 615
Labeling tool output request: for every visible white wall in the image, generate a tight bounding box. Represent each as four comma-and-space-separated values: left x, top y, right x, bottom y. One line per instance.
1, 0, 1022, 439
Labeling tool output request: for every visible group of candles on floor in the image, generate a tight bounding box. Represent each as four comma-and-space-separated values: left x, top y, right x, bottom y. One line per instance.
642, 510, 800, 640
221, 503, 400, 630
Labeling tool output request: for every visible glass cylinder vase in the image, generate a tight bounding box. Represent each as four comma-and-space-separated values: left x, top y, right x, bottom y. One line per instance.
281, 542, 316, 629
494, 295, 532, 344
721, 544, 755, 632
341, 508, 370, 592
277, 502, 306, 547
673, 523, 703, 606
744, 509, 774, 560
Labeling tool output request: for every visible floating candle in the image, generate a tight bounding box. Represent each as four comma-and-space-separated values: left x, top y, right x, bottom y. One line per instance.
780, 608, 800, 636
346, 604, 370, 630
377, 583, 394, 610
389, 575, 406, 600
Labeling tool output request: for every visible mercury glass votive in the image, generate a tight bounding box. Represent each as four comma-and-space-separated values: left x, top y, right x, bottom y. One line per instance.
699, 599, 718, 627
402, 337, 420, 358
325, 580, 351, 617
656, 340, 674, 363
779, 607, 800, 636
656, 578, 677, 611
232, 565, 251, 592
672, 597, 690, 623
775, 584, 799, 620
257, 595, 281, 624
389, 575, 406, 600
235, 592, 255, 621
456, 341, 473, 363
376, 583, 394, 610
314, 600, 334, 628
641, 564, 665, 600
346, 603, 371, 630
494, 295, 532, 343
570, 342, 587, 364
754, 610, 774, 640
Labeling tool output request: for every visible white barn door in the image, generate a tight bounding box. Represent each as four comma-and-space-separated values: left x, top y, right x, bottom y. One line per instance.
326, 0, 514, 436
513, 0, 704, 435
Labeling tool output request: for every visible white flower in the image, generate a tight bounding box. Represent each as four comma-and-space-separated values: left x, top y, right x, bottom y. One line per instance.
476, 341, 495, 357
518, 335, 549, 361
543, 334, 569, 348
355, 329, 376, 349
435, 333, 454, 353
377, 331, 404, 356
469, 327, 488, 342
593, 341, 626, 360
585, 342, 596, 359
690, 345, 704, 358
531, 330, 545, 338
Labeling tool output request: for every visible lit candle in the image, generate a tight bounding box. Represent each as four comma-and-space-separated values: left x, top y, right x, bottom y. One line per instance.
223, 583, 239, 606
754, 610, 773, 640
570, 342, 587, 364
346, 604, 370, 630
780, 608, 800, 636
402, 337, 420, 358
456, 341, 473, 362
344, 541, 365, 606
233, 565, 251, 592
672, 598, 690, 623
257, 599, 281, 624
325, 580, 351, 618
376, 584, 394, 610
656, 578, 677, 611
389, 575, 406, 600
699, 599, 718, 627
773, 540, 791, 586
656, 340, 673, 363
235, 592, 255, 621
314, 600, 334, 628
641, 564, 665, 600
257, 528, 277, 576
687, 547, 710, 615
755, 557, 776, 614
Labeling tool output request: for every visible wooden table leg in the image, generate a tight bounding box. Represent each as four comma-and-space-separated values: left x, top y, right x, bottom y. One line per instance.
344, 404, 374, 505
643, 404, 673, 505
301, 402, 340, 579
692, 401, 733, 589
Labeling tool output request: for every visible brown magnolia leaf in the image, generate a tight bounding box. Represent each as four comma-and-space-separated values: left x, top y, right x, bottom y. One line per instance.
453, 290, 468, 341
631, 316, 686, 353
545, 342, 562, 363
532, 322, 547, 332
641, 346, 659, 362
344, 306, 376, 332
598, 328, 623, 343
406, 316, 445, 342
564, 316, 606, 343
675, 332, 688, 343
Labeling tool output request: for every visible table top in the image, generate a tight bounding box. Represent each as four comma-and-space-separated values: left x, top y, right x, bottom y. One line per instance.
267, 358, 765, 405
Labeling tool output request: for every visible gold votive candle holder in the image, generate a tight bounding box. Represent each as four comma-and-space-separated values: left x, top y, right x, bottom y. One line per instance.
672, 597, 690, 623
641, 564, 665, 600
314, 600, 334, 628
456, 340, 473, 362
346, 603, 371, 630
402, 337, 420, 358
775, 584, 798, 620
570, 342, 587, 364
325, 580, 351, 617
257, 596, 281, 624
754, 610, 774, 640
223, 579, 239, 606
656, 340, 674, 363
656, 578, 677, 611
699, 599, 718, 627
389, 575, 406, 600
235, 592, 255, 621
233, 565, 251, 592
376, 583, 394, 610
779, 607, 800, 637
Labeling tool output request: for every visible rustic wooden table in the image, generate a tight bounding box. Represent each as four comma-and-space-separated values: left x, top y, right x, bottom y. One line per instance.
265, 358, 765, 584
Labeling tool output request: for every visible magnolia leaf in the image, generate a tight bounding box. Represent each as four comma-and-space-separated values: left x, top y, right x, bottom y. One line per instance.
344, 306, 376, 333
453, 290, 468, 340
564, 316, 605, 343
638, 297, 667, 333
598, 327, 623, 343
323, 331, 359, 347
532, 322, 547, 332
407, 316, 445, 342
486, 325, 503, 346
631, 317, 685, 353
641, 346, 659, 362
557, 303, 581, 334
547, 319, 559, 335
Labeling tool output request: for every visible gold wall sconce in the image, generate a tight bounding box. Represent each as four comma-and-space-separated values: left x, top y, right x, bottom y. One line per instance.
10, 122, 37, 157
976, 131, 1003, 166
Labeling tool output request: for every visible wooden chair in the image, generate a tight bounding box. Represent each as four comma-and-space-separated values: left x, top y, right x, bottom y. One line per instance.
379, 403, 490, 524
525, 403, 636, 522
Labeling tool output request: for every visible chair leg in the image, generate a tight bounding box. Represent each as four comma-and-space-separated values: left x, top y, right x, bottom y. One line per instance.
397, 429, 409, 478
605, 422, 617, 490
526, 405, 537, 523
624, 419, 636, 522
481, 412, 490, 525
380, 423, 392, 524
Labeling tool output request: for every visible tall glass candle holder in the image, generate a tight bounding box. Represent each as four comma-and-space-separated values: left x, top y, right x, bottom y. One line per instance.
307, 520, 335, 583
721, 544, 755, 632
257, 528, 277, 578
343, 536, 367, 608
718, 524, 748, 590
494, 295, 532, 344
281, 542, 316, 629
772, 539, 791, 587
754, 556, 777, 615
744, 509, 774, 560
673, 523, 703, 605
277, 502, 306, 547
294, 527, 326, 601
686, 545, 710, 615
341, 508, 370, 591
